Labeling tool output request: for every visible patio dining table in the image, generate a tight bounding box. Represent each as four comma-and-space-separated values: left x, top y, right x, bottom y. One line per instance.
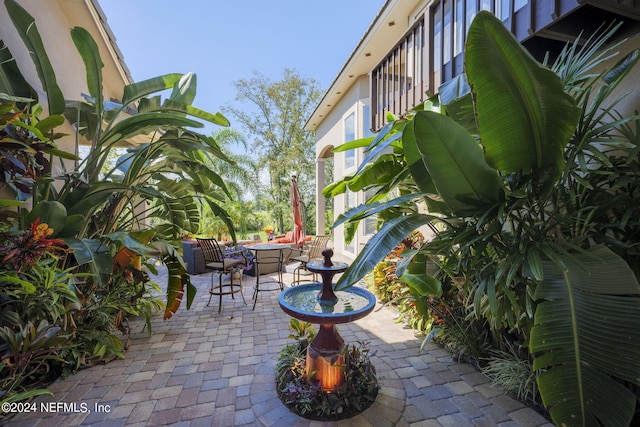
249, 243, 288, 309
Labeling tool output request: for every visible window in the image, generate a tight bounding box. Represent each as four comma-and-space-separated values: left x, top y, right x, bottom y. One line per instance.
363, 105, 373, 138
495, 0, 528, 18
371, 16, 425, 130
443, 0, 452, 63
344, 112, 355, 169
497, 0, 510, 19
363, 187, 378, 236
434, 6, 441, 72
344, 189, 357, 253
454, 0, 464, 56
466, 0, 477, 33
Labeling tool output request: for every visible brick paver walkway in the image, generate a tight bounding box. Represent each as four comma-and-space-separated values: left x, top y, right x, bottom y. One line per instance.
5, 263, 552, 426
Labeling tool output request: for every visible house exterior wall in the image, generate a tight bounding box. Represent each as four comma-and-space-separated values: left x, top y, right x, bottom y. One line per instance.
315, 77, 371, 259
602, 32, 640, 116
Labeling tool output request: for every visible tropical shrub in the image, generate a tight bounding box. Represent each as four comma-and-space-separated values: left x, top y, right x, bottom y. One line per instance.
366, 230, 434, 335
0, 0, 238, 408
0, 224, 79, 406
482, 340, 540, 408
1, 0, 238, 317
0, 320, 70, 396
328, 12, 640, 426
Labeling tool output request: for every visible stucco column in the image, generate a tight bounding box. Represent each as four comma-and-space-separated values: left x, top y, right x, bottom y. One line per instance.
316, 158, 326, 235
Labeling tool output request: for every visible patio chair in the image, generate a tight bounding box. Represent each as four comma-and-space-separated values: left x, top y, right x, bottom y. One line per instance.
290, 235, 331, 286
196, 238, 247, 313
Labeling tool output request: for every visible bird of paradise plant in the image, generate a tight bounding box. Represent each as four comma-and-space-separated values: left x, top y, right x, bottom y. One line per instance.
1, 0, 237, 319
328, 12, 640, 426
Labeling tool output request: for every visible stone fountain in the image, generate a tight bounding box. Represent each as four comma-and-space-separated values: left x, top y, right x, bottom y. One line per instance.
278, 249, 376, 391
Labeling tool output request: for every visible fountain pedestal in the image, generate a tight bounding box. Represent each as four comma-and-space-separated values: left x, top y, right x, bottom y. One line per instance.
279, 249, 376, 391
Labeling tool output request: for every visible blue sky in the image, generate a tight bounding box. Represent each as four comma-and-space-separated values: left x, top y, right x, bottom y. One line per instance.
99, 0, 384, 135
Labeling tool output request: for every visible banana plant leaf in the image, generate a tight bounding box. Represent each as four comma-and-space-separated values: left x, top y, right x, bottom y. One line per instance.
399, 252, 442, 297
122, 73, 183, 105
408, 111, 502, 215
70, 26, 103, 129
157, 242, 195, 319
4, 0, 65, 114
25, 200, 67, 236
403, 119, 452, 215
63, 237, 112, 286
0, 40, 37, 101
182, 131, 234, 164
161, 99, 230, 127
530, 245, 640, 427
438, 74, 477, 134
148, 178, 200, 240
203, 195, 237, 243
342, 156, 403, 193
169, 72, 197, 106
64, 100, 101, 143
465, 11, 580, 185
64, 182, 131, 217
99, 113, 204, 146
335, 213, 436, 290
12, 115, 65, 144
322, 180, 348, 198
332, 193, 425, 229
332, 135, 376, 151
181, 162, 231, 199
354, 134, 401, 176
104, 230, 157, 256
34, 114, 65, 135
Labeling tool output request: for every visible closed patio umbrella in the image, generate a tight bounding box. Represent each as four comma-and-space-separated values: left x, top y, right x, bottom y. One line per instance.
290, 175, 306, 249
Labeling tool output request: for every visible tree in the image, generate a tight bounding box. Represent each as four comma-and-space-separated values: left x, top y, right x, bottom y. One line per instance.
199, 128, 260, 239
206, 128, 258, 198
224, 68, 322, 234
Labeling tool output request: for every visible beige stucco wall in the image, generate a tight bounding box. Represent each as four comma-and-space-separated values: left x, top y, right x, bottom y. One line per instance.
316, 76, 371, 259
602, 32, 640, 117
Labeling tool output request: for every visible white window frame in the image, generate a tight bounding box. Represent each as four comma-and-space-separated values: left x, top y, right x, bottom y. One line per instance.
344, 111, 356, 170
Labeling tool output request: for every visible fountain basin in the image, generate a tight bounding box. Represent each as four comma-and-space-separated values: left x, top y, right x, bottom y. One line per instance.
279, 283, 376, 325
278, 248, 378, 393
279, 283, 377, 391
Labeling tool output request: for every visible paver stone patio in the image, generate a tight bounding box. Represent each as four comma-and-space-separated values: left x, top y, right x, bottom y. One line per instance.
4, 263, 552, 427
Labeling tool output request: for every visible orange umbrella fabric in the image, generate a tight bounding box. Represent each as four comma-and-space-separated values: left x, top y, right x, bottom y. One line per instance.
290, 175, 306, 249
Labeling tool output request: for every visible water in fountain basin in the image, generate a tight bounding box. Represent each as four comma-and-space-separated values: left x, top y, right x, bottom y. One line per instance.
282, 288, 372, 315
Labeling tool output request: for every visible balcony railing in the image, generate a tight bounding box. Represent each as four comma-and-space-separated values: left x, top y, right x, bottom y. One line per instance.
370, 19, 426, 131
370, 0, 640, 131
